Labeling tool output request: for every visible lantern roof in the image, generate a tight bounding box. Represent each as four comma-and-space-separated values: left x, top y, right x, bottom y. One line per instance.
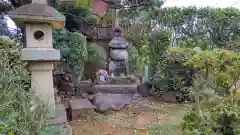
8, 3, 65, 29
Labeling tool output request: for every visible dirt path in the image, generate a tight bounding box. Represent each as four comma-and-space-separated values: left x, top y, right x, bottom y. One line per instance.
71, 97, 191, 135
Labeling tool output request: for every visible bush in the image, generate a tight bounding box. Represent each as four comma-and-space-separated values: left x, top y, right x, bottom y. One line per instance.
53, 29, 88, 83
0, 36, 48, 135
152, 47, 240, 101
181, 48, 240, 135
152, 47, 197, 100
182, 99, 240, 135
186, 48, 240, 94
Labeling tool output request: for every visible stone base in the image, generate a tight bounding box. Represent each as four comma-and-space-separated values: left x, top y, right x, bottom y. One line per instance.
47, 104, 67, 125
68, 99, 95, 121
41, 103, 72, 135
92, 84, 138, 94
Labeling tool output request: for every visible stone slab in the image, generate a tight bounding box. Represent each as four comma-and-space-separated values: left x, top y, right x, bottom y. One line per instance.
68, 99, 95, 120
92, 93, 141, 112
69, 99, 94, 109
92, 84, 138, 94
22, 48, 60, 61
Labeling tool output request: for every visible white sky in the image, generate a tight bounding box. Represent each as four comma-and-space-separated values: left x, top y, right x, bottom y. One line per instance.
164, 0, 240, 8
7, 0, 240, 28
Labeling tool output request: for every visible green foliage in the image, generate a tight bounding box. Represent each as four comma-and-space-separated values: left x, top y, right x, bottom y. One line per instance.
76, 0, 92, 9
127, 44, 142, 74
127, 29, 171, 76
186, 49, 240, 92
156, 7, 240, 48
59, 3, 97, 31
152, 47, 240, 101
53, 29, 88, 83
100, 12, 114, 24
147, 29, 172, 76
0, 36, 48, 135
182, 99, 240, 135
148, 124, 174, 135
181, 48, 240, 135
152, 47, 197, 100
87, 42, 106, 68
0, 122, 14, 135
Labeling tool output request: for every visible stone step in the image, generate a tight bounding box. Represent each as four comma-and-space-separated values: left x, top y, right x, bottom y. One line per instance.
68, 99, 95, 121
92, 84, 138, 94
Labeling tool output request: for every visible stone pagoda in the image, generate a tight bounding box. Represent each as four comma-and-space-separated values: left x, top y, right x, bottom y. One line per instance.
8, 0, 71, 134
108, 27, 129, 76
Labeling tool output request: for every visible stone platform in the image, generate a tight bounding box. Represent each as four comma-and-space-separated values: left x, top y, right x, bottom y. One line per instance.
66, 83, 142, 119
92, 84, 138, 94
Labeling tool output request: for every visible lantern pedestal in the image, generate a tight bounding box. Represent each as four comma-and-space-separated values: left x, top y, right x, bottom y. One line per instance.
27, 61, 56, 118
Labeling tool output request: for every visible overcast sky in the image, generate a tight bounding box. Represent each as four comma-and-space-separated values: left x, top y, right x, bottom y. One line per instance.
164, 0, 240, 8
7, 0, 240, 28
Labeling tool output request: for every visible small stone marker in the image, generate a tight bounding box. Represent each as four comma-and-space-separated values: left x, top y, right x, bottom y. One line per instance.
68, 99, 94, 120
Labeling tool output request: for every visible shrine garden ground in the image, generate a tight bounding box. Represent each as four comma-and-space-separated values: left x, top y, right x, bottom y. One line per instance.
71, 97, 190, 135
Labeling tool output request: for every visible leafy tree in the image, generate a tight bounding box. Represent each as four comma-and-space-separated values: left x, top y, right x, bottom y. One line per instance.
147, 29, 171, 76
148, 7, 240, 48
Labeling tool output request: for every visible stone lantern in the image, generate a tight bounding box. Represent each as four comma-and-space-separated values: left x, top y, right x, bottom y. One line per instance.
108, 27, 128, 76
8, 0, 65, 119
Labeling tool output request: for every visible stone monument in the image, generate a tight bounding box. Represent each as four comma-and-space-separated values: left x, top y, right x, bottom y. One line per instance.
108, 27, 129, 76
8, 1, 71, 134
